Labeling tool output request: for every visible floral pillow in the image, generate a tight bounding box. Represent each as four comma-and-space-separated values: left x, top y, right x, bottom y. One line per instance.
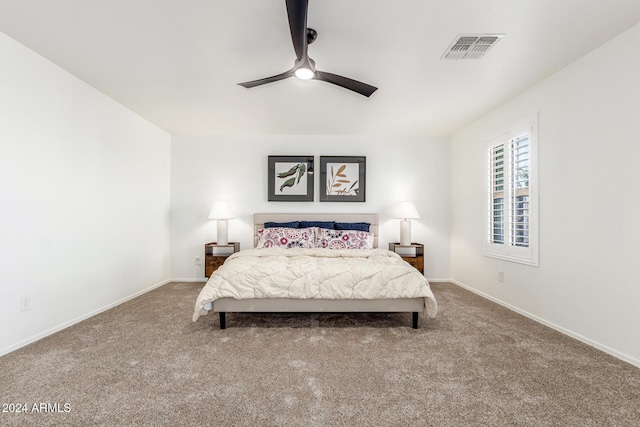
314, 228, 375, 250
256, 227, 315, 249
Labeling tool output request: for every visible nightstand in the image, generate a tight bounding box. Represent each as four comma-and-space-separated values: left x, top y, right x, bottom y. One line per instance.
205, 242, 240, 277
388, 242, 424, 274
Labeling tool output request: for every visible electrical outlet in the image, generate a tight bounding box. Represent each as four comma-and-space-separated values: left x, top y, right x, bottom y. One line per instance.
20, 295, 31, 312
194, 256, 203, 267
498, 271, 504, 283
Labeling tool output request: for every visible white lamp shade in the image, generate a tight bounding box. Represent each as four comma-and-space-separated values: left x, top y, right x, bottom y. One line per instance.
208, 202, 234, 220
393, 202, 420, 219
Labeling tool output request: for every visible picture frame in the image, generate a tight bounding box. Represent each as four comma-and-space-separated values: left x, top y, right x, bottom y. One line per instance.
320, 156, 366, 202
268, 155, 314, 202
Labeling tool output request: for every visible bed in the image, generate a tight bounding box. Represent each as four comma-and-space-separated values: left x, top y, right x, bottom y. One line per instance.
192, 213, 438, 329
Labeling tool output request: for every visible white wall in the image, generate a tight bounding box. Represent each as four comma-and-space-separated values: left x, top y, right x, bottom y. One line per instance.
0, 32, 172, 355
451, 23, 640, 366
171, 134, 451, 281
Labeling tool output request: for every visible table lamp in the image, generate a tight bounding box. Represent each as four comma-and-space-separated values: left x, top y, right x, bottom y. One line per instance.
208, 202, 234, 245
394, 202, 420, 246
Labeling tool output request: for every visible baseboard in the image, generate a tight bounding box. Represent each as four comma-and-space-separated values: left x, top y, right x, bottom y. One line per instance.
0, 278, 171, 357
450, 280, 640, 369
426, 278, 452, 283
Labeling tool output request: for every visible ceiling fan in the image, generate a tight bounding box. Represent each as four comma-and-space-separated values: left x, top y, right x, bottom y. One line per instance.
238, 0, 378, 97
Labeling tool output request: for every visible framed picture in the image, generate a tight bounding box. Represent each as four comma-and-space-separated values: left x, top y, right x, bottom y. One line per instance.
320, 156, 366, 202
268, 156, 314, 201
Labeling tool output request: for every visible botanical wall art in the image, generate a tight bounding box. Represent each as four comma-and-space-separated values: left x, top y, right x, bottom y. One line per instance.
320, 156, 366, 202
268, 155, 314, 201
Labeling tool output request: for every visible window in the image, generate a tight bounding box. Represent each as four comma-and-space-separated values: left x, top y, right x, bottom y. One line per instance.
485, 114, 538, 266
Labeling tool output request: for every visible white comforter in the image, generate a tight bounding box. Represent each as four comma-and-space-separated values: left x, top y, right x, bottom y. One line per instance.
192, 248, 438, 322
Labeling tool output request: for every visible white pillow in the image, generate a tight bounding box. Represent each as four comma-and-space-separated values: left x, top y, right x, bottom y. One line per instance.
256, 227, 315, 249
314, 228, 374, 249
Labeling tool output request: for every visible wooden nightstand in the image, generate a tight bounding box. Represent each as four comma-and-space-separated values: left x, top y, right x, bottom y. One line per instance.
205, 242, 240, 277
388, 243, 424, 274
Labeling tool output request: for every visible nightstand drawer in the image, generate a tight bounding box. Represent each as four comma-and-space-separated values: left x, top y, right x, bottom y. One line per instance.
205, 256, 227, 277
402, 256, 424, 273
388, 242, 424, 274
204, 242, 240, 277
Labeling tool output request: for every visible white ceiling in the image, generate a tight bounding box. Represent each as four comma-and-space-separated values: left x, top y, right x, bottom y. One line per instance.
1, 0, 639, 136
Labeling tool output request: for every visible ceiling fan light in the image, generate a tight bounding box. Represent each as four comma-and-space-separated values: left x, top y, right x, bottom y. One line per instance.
295, 67, 314, 80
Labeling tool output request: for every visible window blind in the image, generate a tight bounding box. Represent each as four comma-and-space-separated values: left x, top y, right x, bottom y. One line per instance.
489, 134, 530, 248
510, 135, 529, 248
490, 145, 505, 244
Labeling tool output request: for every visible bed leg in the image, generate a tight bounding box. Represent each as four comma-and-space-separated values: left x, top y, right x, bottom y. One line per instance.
219, 312, 226, 329
412, 312, 419, 329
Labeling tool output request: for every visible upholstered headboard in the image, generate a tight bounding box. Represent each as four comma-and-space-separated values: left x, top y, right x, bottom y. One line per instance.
254, 213, 379, 248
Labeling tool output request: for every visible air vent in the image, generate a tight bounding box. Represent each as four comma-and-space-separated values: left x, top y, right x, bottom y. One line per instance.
441, 34, 504, 60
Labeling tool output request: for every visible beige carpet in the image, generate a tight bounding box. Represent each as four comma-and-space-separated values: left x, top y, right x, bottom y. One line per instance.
1, 282, 639, 426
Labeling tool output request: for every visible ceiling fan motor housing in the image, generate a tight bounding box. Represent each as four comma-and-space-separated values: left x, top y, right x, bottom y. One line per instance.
306, 28, 317, 44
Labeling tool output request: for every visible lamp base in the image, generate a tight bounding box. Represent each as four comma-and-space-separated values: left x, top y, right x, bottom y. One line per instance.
217, 219, 229, 246
400, 219, 411, 246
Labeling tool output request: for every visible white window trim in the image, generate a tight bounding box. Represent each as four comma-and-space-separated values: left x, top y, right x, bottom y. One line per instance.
484, 113, 539, 267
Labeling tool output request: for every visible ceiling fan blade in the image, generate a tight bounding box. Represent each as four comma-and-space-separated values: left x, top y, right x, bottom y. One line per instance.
315, 71, 378, 97
286, 0, 309, 60
238, 69, 295, 88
